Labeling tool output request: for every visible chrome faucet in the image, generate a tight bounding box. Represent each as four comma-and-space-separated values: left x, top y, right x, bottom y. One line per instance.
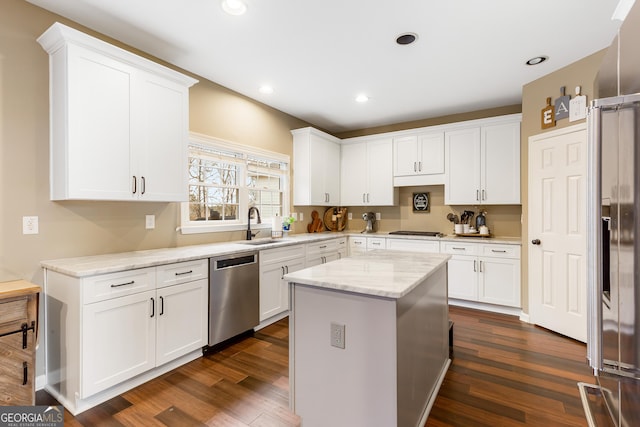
246, 206, 261, 240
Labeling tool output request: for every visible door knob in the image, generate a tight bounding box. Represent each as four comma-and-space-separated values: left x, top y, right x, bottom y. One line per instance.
531, 239, 541, 245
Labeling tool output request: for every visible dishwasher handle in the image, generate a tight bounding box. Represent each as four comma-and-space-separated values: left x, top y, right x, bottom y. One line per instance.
214, 254, 257, 270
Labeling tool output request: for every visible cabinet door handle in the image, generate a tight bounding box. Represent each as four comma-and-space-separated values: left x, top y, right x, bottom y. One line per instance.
141, 176, 146, 195
474, 260, 477, 272
482, 189, 485, 201
285, 265, 289, 274
150, 297, 155, 318
175, 270, 193, 276
132, 176, 137, 194
281, 266, 285, 278
414, 162, 417, 172
480, 260, 483, 272
363, 193, 366, 203
110, 280, 135, 288
476, 189, 480, 201
159, 296, 164, 316
418, 161, 422, 172
23, 362, 28, 386
367, 193, 370, 203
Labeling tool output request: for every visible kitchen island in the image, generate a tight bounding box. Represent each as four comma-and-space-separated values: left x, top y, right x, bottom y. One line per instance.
284, 250, 451, 427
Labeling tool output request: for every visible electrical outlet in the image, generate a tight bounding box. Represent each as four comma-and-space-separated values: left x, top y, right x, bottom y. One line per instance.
375, 212, 381, 220
145, 215, 155, 229
23, 216, 39, 235
330, 322, 345, 349
348, 212, 353, 220
299, 212, 304, 221
291, 212, 298, 221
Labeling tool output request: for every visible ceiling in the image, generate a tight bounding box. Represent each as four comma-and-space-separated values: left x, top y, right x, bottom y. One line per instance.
27, 0, 624, 133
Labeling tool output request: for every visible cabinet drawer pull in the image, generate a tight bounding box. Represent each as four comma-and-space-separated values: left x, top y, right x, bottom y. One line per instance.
174, 270, 193, 276
372, 242, 381, 246
23, 362, 28, 386
491, 249, 507, 253
354, 241, 363, 245
150, 297, 155, 318
452, 247, 466, 250
319, 245, 327, 249
110, 280, 135, 288
159, 296, 164, 316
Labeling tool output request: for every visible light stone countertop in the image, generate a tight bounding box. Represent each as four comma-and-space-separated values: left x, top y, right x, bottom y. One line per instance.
41, 232, 349, 278
40, 231, 520, 278
284, 250, 451, 299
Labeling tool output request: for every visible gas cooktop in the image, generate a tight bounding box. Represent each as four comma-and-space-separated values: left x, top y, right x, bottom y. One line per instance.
388, 231, 443, 237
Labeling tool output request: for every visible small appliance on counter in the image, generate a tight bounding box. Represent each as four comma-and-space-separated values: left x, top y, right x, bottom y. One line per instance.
362, 212, 376, 233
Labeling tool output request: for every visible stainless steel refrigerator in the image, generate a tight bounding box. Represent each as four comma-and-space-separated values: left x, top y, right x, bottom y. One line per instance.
584, 93, 640, 427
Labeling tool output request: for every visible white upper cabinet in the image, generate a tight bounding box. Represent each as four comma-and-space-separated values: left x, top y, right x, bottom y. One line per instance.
340, 137, 397, 206
292, 127, 341, 206
393, 132, 445, 186
38, 23, 198, 202
445, 116, 521, 205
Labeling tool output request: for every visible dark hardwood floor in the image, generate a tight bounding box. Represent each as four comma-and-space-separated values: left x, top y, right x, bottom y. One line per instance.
38, 306, 604, 426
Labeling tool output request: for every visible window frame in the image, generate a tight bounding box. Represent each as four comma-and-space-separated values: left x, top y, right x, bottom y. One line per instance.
179, 132, 290, 235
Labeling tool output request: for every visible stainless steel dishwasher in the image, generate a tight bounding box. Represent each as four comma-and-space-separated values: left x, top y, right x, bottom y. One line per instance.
209, 251, 259, 346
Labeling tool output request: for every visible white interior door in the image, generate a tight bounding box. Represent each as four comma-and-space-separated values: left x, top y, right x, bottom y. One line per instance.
528, 124, 587, 342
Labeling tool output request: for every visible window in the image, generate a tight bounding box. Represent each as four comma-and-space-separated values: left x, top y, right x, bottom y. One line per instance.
180, 133, 289, 234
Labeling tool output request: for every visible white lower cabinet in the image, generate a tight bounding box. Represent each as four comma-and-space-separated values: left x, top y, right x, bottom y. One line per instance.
260, 246, 306, 321
155, 279, 209, 366
306, 238, 347, 267
82, 290, 156, 397
45, 259, 208, 414
348, 236, 386, 255
442, 242, 521, 307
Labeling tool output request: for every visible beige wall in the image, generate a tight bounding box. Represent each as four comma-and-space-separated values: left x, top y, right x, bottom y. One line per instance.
519, 50, 606, 312
0, 0, 310, 285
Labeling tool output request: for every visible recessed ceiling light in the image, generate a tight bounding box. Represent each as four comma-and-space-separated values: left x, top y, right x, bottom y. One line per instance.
355, 94, 369, 103
221, 0, 247, 16
396, 33, 418, 45
526, 56, 548, 66
259, 85, 273, 94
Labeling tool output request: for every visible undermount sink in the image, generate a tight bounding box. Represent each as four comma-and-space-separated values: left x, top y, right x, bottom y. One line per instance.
240, 239, 288, 245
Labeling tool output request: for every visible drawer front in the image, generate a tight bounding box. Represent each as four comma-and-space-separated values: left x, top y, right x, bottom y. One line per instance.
441, 241, 478, 256
480, 244, 521, 259
156, 259, 208, 288
349, 237, 367, 250
306, 239, 338, 256
386, 238, 440, 253
367, 238, 386, 250
261, 245, 305, 265
0, 298, 28, 336
83, 267, 156, 304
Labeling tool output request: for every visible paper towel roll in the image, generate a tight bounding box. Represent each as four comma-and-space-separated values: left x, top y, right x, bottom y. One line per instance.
271, 215, 279, 231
